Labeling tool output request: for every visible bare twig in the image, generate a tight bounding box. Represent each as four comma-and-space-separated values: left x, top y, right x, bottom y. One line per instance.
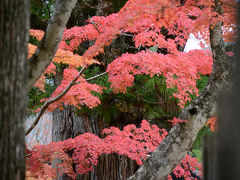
73, 71, 107, 86
122, 33, 134, 37
86, 71, 107, 81
25, 66, 86, 136
82, 0, 98, 9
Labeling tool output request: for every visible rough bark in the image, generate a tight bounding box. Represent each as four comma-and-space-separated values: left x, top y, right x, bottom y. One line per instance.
128, 21, 232, 180
27, 0, 77, 90
96, 154, 139, 180
0, 0, 30, 179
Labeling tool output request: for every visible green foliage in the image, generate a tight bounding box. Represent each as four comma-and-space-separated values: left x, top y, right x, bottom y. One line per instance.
197, 74, 209, 92
27, 81, 56, 111
192, 126, 212, 150
29, 36, 40, 46
190, 126, 213, 163
31, 0, 53, 21
148, 46, 158, 52
190, 149, 202, 163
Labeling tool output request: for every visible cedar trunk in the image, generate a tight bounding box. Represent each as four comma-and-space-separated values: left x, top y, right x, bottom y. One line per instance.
0, 0, 30, 179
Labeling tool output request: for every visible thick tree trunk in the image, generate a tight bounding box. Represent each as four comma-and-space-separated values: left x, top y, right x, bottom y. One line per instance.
203, 135, 218, 180
0, 0, 30, 179
52, 106, 101, 180
216, 3, 240, 179
52, 106, 90, 142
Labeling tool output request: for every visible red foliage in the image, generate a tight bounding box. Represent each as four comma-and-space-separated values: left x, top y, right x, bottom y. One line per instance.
168, 154, 202, 180
107, 50, 212, 108
27, 0, 236, 179
26, 120, 201, 179
42, 68, 104, 111
206, 117, 217, 132
168, 117, 188, 126
26, 120, 167, 177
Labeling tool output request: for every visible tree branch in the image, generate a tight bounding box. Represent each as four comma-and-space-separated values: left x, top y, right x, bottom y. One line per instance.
27, 0, 77, 91
128, 21, 232, 180
26, 67, 108, 136
83, 71, 107, 82
82, 0, 98, 9
25, 66, 86, 136
88, 17, 101, 34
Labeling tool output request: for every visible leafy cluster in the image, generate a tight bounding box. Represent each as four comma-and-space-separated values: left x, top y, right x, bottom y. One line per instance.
26, 120, 201, 179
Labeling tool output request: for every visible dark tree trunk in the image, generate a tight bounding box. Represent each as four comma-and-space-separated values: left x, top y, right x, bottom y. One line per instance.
52, 106, 89, 142
216, 3, 240, 180
0, 0, 30, 179
203, 135, 218, 180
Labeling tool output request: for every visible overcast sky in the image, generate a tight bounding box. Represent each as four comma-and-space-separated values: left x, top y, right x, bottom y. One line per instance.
184, 34, 202, 52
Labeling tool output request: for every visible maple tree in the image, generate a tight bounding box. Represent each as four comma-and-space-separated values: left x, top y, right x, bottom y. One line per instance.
0, 0, 236, 179
24, 0, 237, 179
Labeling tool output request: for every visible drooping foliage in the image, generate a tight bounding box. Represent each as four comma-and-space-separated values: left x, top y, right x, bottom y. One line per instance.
26, 120, 202, 179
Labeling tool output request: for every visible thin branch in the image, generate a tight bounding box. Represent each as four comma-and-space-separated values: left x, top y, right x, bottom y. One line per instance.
88, 17, 101, 34
122, 33, 134, 37
86, 71, 107, 81
26, 67, 107, 136
73, 72, 107, 86
25, 66, 86, 136
82, 0, 98, 9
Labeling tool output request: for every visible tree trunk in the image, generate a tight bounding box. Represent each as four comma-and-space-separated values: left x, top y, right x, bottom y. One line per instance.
216, 3, 240, 179
203, 135, 218, 180
0, 0, 30, 179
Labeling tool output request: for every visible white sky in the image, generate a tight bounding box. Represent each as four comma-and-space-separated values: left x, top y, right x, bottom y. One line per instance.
184, 34, 202, 52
